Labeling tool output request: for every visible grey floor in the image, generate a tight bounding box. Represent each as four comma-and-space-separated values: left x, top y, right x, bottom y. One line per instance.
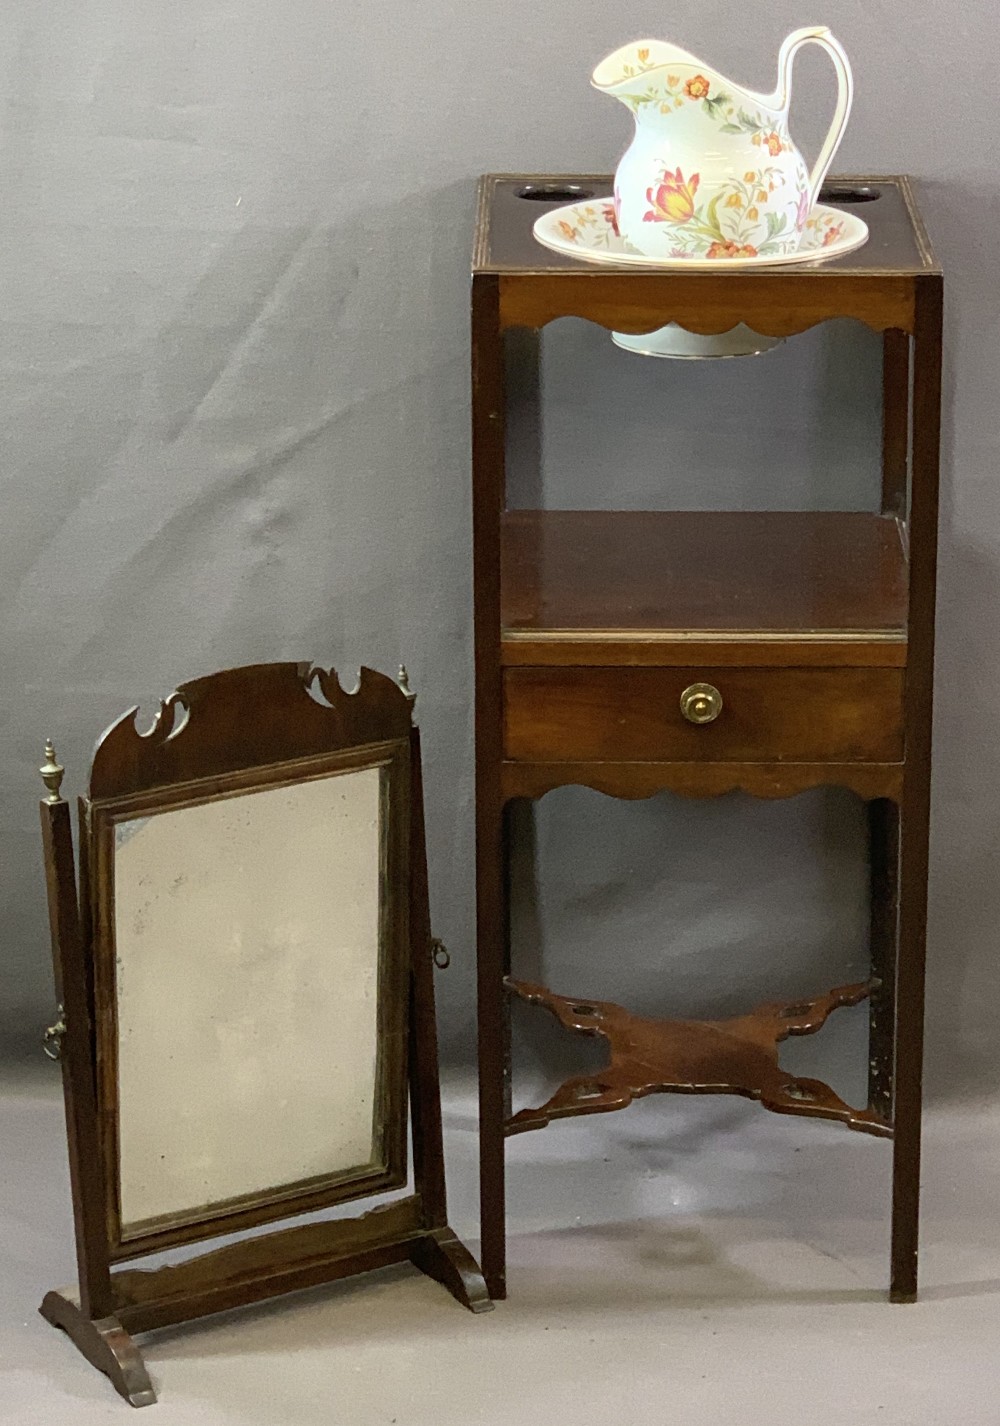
2, 1068, 996, 1425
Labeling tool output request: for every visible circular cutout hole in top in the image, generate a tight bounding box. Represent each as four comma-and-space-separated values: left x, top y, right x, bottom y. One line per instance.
518, 184, 596, 202
818, 184, 881, 203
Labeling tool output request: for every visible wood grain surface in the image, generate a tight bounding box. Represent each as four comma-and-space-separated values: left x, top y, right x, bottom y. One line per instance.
501, 509, 907, 667
504, 665, 904, 764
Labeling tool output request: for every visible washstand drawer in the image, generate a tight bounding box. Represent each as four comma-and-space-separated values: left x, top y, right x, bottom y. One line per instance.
503, 667, 904, 764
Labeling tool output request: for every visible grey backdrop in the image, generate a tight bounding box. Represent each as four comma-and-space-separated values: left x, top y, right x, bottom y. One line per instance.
0, 5, 991, 1110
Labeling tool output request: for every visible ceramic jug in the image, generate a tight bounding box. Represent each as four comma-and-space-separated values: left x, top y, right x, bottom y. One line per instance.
593, 26, 853, 261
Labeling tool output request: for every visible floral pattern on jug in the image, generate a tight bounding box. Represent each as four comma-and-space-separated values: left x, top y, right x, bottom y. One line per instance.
641, 163, 808, 258
616, 54, 795, 160
592, 28, 853, 262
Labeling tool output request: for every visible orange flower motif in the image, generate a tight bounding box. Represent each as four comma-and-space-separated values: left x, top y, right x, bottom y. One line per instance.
684, 74, 711, 99
667, 74, 680, 87
644, 167, 700, 225
638, 47, 650, 62
603, 202, 620, 236
557, 220, 578, 241
746, 205, 759, 221
765, 132, 783, 156
724, 192, 743, 208
757, 189, 768, 202
707, 240, 758, 259
822, 222, 844, 246
751, 133, 762, 146
744, 171, 757, 182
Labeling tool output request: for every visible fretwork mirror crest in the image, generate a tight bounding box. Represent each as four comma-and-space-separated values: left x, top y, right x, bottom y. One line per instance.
38, 661, 490, 1407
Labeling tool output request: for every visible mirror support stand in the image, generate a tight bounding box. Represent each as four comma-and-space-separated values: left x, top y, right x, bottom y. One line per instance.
37, 672, 491, 1408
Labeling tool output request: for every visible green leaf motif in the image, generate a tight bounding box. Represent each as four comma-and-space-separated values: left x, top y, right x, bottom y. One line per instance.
702, 91, 731, 118
626, 87, 660, 111
705, 191, 726, 243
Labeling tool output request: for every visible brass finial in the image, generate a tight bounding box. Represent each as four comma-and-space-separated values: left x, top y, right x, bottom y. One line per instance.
40, 740, 65, 804
398, 664, 416, 702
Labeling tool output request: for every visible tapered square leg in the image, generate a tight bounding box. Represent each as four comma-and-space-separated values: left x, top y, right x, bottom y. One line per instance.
890, 280, 942, 1304
890, 784, 932, 1303
477, 801, 511, 1300
868, 799, 900, 1126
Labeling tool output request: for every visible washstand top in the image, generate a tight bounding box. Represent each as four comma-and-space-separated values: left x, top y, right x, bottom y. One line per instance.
473, 174, 939, 277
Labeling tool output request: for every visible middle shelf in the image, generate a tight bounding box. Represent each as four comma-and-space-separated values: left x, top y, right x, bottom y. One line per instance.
500, 509, 908, 668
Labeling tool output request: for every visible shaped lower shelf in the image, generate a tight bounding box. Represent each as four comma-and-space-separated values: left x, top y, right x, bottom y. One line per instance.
505, 979, 891, 1139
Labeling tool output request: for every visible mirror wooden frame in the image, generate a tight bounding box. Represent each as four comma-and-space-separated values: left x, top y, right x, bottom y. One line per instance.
92, 741, 411, 1257
38, 662, 491, 1407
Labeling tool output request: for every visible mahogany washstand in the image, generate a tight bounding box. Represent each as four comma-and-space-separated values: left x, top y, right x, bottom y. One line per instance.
471, 173, 942, 1303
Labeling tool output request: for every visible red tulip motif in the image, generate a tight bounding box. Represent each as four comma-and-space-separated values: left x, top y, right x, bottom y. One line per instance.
644, 167, 700, 224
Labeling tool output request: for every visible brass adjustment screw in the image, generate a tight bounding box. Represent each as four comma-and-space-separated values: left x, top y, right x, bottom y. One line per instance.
43, 1006, 66, 1061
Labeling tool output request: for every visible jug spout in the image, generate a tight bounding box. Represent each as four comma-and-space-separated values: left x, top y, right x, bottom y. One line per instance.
591, 38, 708, 101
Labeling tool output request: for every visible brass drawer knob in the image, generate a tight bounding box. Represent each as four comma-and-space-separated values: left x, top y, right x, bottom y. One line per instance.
680, 682, 723, 725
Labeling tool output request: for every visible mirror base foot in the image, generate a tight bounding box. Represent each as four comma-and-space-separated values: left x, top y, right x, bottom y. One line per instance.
40, 1289, 156, 1408
410, 1227, 494, 1312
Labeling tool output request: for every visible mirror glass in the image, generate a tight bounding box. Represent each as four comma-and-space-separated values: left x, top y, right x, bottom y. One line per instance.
112, 765, 384, 1234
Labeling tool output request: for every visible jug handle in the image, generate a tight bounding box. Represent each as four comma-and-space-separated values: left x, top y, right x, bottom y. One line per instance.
778, 26, 854, 208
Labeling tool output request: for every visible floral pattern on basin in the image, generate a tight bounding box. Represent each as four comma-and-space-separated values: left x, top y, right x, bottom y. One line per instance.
555, 202, 621, 250
533, 197, 868, 270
